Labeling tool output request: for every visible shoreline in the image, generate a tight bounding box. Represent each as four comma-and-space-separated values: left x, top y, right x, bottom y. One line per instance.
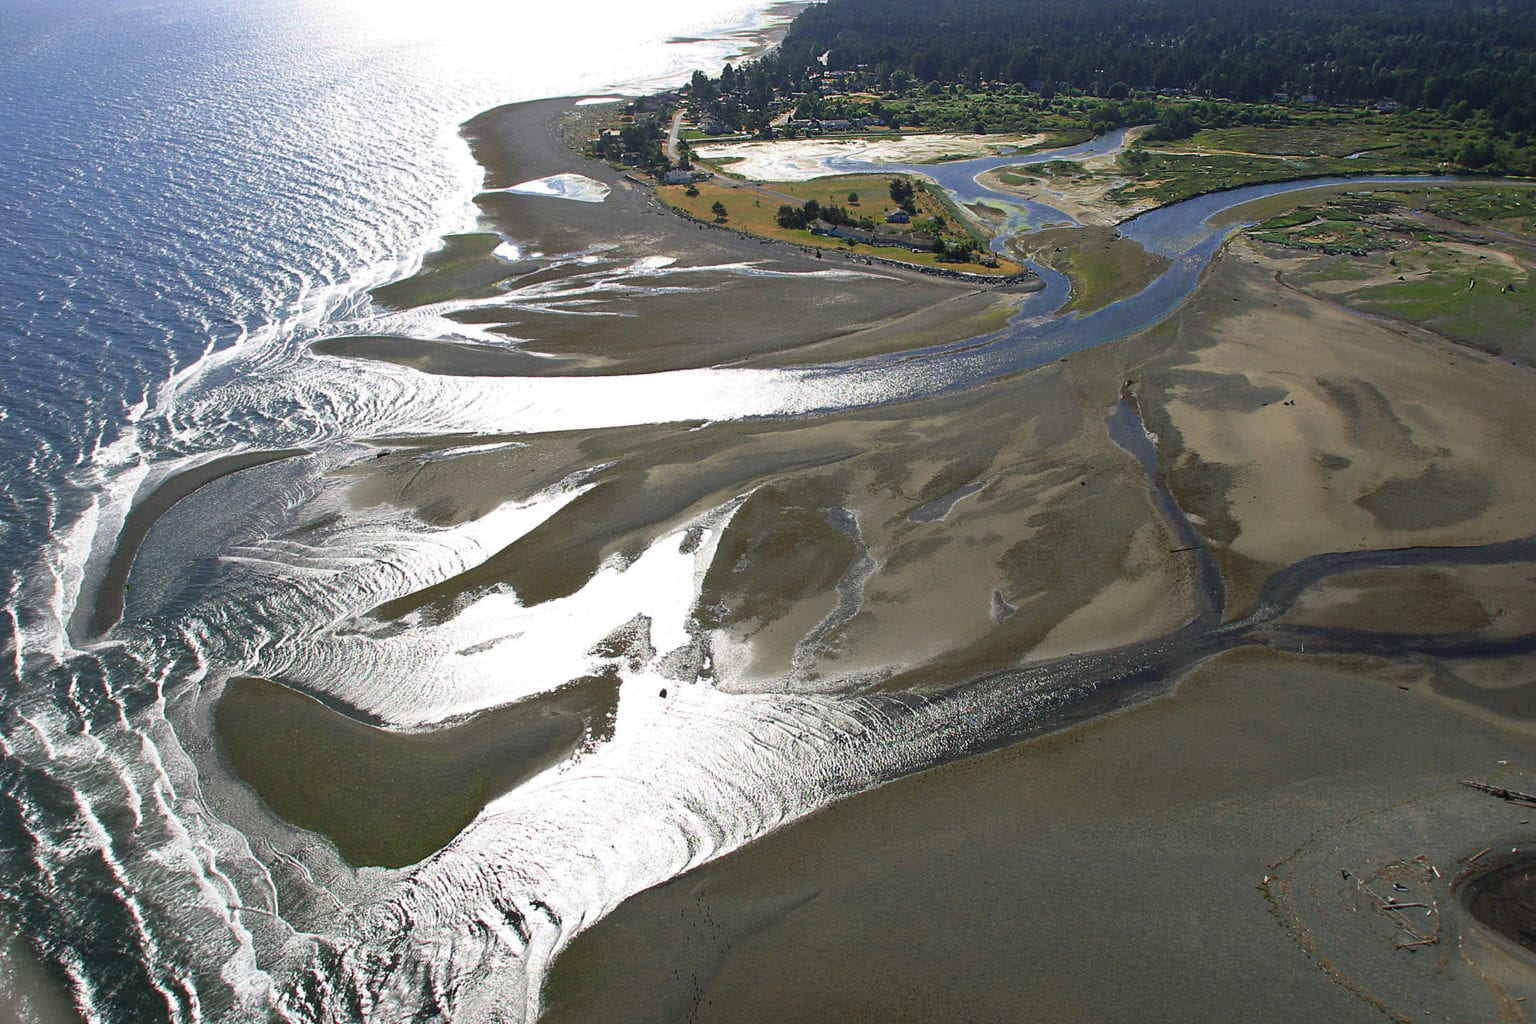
309, 97, 1026, 379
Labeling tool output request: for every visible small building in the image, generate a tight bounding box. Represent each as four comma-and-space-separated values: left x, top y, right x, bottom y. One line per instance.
699, 119, 731, 136
817, 118, 852, 131
886, 209, 911, 224
663, 169, 695, 185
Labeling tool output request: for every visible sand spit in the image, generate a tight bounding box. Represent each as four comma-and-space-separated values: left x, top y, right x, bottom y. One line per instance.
317, 100, 1023, 376
214, 674, 615, 868
79, 447, 306, 641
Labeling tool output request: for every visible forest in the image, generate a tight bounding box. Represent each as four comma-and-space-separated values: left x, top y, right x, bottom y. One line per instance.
770, 0, 1536, 135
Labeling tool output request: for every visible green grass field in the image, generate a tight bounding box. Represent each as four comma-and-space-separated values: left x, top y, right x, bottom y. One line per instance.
1422, 187, 1536, 234
1108, 151, 1426, 207
1248, 188, 1536, 356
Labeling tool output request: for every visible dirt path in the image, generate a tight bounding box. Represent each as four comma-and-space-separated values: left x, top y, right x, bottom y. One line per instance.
664, 109, 683, 163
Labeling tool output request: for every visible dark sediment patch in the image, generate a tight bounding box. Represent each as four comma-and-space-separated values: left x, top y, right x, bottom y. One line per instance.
1318, 452, 1353, 471
1281, 566, 1501, 636
696, 481, 857, 631
1431, 665, 1536, 722
77, 448, 305, 642
1315, 377, 1428, 459
311, 335, 576, 376
372, 442, 859, 621
1356, 463, 1494, 530
369, 232, 531, 309
1463, 854, 1536, 956
341, 423, 690, 529
214, 673, 618, 868
1161, 369, 1289, 412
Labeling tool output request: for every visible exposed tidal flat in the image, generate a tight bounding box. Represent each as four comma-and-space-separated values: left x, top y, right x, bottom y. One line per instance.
215, 674, 615, 868
155, 84, 1536, 1019
191, 94, 1536, 1018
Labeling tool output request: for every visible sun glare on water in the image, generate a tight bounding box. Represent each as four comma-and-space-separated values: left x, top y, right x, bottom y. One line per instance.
320, 0, 778, 88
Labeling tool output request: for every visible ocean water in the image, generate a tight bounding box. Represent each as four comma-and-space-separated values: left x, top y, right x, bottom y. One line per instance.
0, 1, 804, 1019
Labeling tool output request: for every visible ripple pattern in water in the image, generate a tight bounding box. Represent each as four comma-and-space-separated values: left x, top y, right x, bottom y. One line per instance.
0, 1, 818, 1019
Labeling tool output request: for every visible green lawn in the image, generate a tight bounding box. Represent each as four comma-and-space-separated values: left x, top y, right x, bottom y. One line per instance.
1108, 151, 1428, 207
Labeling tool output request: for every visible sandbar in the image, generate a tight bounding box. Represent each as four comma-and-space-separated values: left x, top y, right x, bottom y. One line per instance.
78, 447, 305, 641
214, 673, 617, 868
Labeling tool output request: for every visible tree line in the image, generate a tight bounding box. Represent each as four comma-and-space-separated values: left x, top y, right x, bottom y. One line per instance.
754, 0, 1536, 136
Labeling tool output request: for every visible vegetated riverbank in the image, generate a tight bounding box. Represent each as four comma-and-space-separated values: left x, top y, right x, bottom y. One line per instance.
203, 90, 1536, 1021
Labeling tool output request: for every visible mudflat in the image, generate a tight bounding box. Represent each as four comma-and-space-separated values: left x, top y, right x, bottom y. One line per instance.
214, 673, 618, 868
240, 92, 1536, 1019
545, 649, 1536, 1023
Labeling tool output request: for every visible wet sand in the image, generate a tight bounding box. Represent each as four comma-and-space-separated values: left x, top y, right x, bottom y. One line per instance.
0, 914, 87, 1024
214, 673, 617, 868
312, 334, 573, 376
544, 648, 1536, 1024
526, 186, 1536, 1018
221, 94, 1536, 1019
78, 447, 305, 641
347, 350, 1196, 693
1126, 241, 1536, 619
